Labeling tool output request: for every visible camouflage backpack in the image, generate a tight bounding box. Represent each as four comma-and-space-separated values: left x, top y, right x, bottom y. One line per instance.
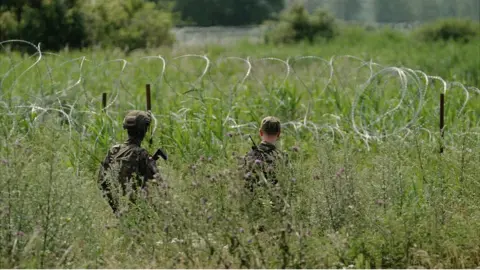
98, 142, 157, 204
243, 141, 284, 191
108, 144, 154, 187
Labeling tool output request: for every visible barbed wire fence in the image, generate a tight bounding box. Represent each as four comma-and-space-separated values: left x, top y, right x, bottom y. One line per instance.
1, 40, 479, 152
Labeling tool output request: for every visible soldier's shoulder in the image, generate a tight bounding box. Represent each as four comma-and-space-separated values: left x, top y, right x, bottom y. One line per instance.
263, 148, 285, 163
137, 146, 149, 154
108, 144, 123, 154
246, 147, 263, 159
246, 147, 257, 155
241, 149, 260, 168
123, 142, 147, 154
135, 146, 150, 159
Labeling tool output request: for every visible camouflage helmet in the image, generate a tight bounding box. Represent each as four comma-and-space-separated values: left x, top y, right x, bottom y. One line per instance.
122, 110, 151, 131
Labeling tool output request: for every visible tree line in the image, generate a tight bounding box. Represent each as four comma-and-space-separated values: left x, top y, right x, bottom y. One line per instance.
0, 0, 175, 51
1, 0, 479, 51
296, 0, 480, 23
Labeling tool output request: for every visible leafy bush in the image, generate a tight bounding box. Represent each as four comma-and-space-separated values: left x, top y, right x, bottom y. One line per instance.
19, 1, 88, 50
0, 0, 174, 51
264, 4, 338, 44
0, 11, 19, 41
415, 18, 480, 43
0, 0, 88, 50
81, 0, 175, 51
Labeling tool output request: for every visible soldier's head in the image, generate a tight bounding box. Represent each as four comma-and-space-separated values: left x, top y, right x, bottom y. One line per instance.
123, 110, 151, 140
259, 116, 281, 143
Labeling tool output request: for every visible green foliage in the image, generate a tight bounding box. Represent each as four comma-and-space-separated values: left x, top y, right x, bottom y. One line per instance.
415, 18, 480, 43
0, 11, 18, 41
27, 3, 86, 49
1, 0, 87, 50
265, 5, 338, 44
173, 0, 284, 26
0, 0, 174, 51
82, 0, 175, 51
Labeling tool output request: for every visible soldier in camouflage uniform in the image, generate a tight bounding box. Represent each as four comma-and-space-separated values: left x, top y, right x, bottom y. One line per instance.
98, 110, 162, 215
242, 116, 288, 192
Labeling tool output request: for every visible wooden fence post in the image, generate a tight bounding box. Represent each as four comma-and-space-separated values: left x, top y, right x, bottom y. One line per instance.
102, 92, 107, 112
440, 93, 445, 153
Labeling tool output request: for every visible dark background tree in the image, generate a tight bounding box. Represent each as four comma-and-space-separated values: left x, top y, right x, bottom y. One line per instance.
21, 0, 87, 50
173, 0, 284, 26
0, 0, 173, 51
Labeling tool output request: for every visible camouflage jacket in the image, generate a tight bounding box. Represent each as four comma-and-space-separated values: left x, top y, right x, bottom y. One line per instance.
242, 141, 288, 191
98, 138, 161, 212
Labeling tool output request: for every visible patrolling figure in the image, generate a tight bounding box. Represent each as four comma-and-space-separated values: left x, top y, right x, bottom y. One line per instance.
98, 110, 162, 215
242, 116, 288, 192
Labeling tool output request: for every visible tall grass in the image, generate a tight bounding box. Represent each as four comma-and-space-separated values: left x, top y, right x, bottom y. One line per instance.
0, 34, 479, 268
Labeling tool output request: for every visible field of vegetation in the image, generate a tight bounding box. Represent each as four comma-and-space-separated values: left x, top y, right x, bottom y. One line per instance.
1, 27, 479, 268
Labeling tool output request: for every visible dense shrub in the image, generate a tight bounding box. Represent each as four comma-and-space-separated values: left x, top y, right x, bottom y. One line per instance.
0, 0, 87, 50
264, 4, 338, 44
81, 0, 175, 51
0, 11, 19, 41
415, 18, 480, 43
20, 1, 88, 50
0, 0, 174, 51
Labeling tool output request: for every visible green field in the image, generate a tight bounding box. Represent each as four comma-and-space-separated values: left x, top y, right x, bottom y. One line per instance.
1, 32, 479, 268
